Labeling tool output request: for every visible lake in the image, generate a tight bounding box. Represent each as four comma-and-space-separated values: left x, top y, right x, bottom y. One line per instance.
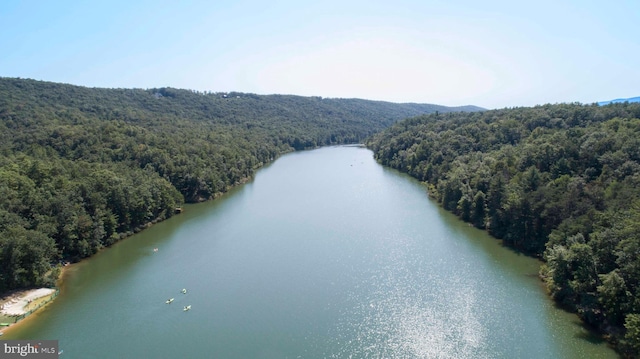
4, 146, 618, 358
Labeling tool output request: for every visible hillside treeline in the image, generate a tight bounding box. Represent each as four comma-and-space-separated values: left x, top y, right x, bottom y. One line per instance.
0, 77, 479, 294
367, 102, 640, 356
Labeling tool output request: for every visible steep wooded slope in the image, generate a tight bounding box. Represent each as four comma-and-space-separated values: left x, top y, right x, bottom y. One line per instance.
0, 77, 479, 293
367, 102, 640, 356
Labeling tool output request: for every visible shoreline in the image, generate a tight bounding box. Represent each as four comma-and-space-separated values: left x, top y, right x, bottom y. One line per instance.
0, 155, 272, 337
0, 288, 57, 317
0, 288, 58, 335
0, 264, 73, 336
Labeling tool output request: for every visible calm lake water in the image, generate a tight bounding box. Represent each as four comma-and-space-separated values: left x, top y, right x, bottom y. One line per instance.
5, 146, 618, 358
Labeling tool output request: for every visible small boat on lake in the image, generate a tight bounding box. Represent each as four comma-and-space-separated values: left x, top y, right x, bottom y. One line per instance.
183, 305, 191, 311
181, 288, 187, 294
166, 298, 174, 304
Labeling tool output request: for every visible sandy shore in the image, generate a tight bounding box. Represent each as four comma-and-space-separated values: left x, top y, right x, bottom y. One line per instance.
0, 288, 56, 316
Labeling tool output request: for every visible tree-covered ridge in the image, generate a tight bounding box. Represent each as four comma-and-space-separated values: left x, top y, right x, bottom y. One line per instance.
367, 102, 640, 356
0, 77, 479, 294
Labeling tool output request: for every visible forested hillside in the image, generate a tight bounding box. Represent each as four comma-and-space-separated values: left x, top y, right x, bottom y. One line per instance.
0, 77, 480, 294
367, 102, 640, 356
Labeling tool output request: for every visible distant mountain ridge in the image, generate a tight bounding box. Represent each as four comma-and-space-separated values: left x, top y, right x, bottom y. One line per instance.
597, 96, 640, 106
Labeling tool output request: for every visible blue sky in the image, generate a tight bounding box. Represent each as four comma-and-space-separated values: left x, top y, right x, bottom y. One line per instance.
1, 0, 638, 108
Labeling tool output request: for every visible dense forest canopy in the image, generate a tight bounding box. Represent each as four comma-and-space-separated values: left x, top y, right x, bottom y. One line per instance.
367, 102, 640, 356
0, 77, 480, 295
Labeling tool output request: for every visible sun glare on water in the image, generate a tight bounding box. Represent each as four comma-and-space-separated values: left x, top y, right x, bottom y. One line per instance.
331, 234, 488, 359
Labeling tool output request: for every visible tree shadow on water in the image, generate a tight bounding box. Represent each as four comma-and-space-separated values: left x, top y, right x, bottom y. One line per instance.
574, 323, 607, 345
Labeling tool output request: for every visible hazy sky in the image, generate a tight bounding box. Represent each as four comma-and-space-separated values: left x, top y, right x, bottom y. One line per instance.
1, 0, 638, 108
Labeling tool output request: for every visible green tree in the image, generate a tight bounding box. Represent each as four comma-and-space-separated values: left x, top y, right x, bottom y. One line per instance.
623, 313, 640, 356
